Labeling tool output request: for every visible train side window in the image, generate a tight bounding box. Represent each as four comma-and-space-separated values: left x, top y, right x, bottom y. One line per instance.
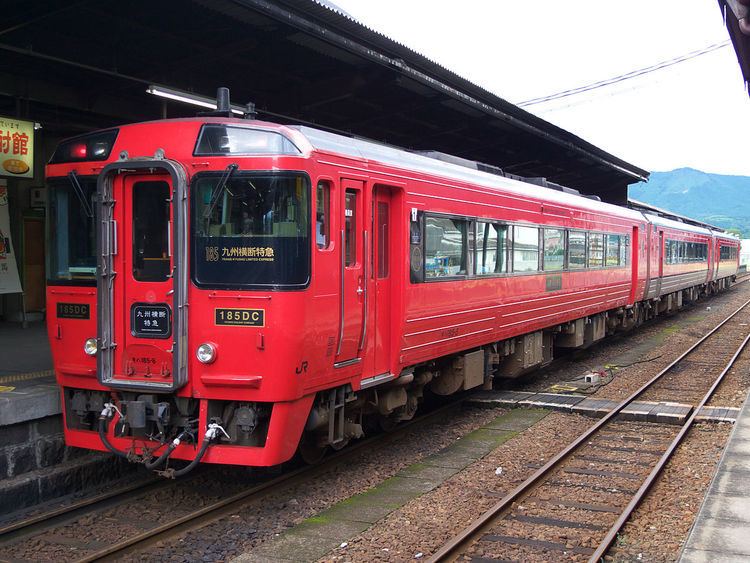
425, 215, 468, 278
543, 228, 564, 271
620, 235, 629, 265
132, 181, 171, 282
344, 190, 356, 266
377, 201, 389, 278
588, 233, 604, 268
409, 213, 424, 283
668, 240, 678, 264
606, 234, 620, 267
568, 231, 586, 269
495, 225, 509, 273
475, 221, 494, 274
315, 182, 330, 249
513, 226, 539, 273
476, 222, 509, 275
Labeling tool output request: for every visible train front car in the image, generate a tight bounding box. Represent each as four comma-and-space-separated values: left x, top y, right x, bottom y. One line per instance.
48, 118, 326, 471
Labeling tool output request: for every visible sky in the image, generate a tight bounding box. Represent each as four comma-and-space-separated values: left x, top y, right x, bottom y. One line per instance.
330, 1, 750, 177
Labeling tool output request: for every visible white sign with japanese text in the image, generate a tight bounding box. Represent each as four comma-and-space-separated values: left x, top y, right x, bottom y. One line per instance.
0, 184, 22, 294
0, 117, 34, 179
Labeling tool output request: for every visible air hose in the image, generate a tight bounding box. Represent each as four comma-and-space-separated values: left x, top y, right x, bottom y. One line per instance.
99, 403, 193, 469
142, 430, 191, 470
158, 422, 229, 479
98, 403, 129, 459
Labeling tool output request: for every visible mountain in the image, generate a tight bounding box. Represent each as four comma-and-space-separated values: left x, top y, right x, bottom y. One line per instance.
628, 168, 750, 237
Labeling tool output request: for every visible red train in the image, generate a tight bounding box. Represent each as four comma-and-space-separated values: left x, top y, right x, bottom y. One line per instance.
45, 96, 740, 473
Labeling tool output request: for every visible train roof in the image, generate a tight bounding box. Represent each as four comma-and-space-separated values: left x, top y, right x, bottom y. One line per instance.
642, 213, 713, 236
292, 124, 648, 222
627, 199, 727, 232
51, 117, 732, 241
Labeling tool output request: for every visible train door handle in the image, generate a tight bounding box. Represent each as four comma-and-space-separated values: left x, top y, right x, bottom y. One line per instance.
356, 287, 364, 295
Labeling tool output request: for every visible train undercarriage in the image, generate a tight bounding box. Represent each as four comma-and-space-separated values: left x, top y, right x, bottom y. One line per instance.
297, 277, 736, 463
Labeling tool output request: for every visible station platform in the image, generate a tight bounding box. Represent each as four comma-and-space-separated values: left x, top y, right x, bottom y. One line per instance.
0, 321, 138, 516
0, 320, 52, 376
679, 390, 750, 562
0, 320, 57, 426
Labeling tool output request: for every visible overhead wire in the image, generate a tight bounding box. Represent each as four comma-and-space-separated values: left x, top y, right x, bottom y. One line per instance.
517, 40, 731, 107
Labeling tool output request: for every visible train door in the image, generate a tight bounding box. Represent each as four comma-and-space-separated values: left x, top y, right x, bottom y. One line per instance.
369, 185, 393, 377
629, 225, 639, 303
98, 162, 189, 393
656, 230, 664, 295
713, 238, 721, 280
335, 179, 365, 365
111, 175, 175, 387
644, 224, 652, 297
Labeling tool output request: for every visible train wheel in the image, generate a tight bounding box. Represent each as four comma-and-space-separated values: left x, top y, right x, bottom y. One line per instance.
298, 432, 327, 465
377, 414, 399, 433
329, 437, 350, 451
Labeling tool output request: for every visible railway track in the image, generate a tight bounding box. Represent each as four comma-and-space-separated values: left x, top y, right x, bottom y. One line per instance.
0, 397, 469, 562
3, 280, 745, 562
431, 295, 750, 562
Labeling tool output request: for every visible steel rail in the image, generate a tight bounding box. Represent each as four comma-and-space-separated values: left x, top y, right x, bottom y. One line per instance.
590, 329, 750, 562
5, 278, 744, 557
0, 476, 169, 541
72, 397, 468, 562
430, 294, 750, 562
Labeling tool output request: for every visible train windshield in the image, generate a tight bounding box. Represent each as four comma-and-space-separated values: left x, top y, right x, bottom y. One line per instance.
191, 172, 310, 289
47, 177, 97, 284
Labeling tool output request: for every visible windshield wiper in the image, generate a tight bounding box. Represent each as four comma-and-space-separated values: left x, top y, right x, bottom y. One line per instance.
68, 171, 94, 218
204, 163, 239, 219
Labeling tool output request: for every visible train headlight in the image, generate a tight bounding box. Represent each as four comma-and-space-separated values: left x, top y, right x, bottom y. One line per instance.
84, 338, 98, 356
196, 343, 217, 364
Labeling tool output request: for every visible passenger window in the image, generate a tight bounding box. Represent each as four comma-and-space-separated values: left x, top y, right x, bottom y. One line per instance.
606, 234, 620, 266
475, 222, 508, 275
588, 233, 604, 268
568, 231, 586, 269
620, 235, 629, 265
425, 216, 468, 278
377, 201, 389, 278
409, 215, 424, 283
316, 182, 330, 249
132, 181, 170, 282
344, 191, 357, 266
543, 229, 565, 271
668, 240, 678, 264
513, 226, 539, 273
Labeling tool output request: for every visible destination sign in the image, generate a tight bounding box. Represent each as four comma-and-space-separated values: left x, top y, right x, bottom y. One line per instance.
131, 303, 172, 339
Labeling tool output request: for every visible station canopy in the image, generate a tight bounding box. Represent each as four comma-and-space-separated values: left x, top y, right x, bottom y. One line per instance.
0, 0, 648, 203
718, 0, 750, 96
